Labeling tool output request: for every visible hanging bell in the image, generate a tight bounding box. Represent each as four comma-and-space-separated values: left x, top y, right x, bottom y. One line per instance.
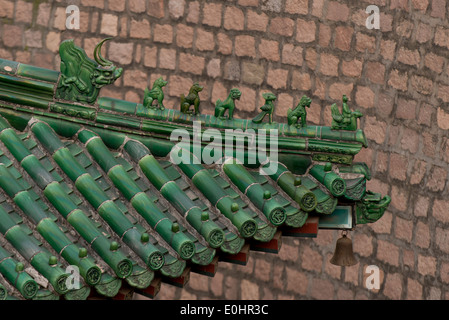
330, 231, 358, 267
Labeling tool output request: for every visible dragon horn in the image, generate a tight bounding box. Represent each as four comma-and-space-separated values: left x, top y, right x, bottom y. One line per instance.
94, 38, 113, 66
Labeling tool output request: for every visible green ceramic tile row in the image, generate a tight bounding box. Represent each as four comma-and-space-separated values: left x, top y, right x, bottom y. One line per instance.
158, 149, 258, 239
0, 119, 133, 279
0, 164, 102, 286
299, 176, 338, 215
78, 129, 196, 261
124, 141, 226, 249
262, 161, 318, 213
309, 164, 347, 197
0, 205, 69, 295
222, 158, 287, 227
247, 169, 308, 228
62, 140, 186, 279
31, 121, 165, 271
0, 245, 39, 299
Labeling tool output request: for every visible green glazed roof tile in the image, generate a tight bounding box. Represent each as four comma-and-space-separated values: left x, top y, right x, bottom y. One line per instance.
0, 51, 390, 298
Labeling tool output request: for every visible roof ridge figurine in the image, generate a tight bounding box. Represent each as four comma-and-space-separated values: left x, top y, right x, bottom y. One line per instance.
143, 77, 168, 110
331, 94, 363, 131
287, 95, 312, 128
214, 88, 242, 120
180, 82, 203, 115
252, 92, 277, 124
55, 38, 123, 104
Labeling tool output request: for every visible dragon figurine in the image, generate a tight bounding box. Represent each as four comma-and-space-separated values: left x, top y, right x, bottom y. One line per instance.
252, 92, 277, 124
331, 95, 363, 131
143, 77, 168, 110
180, 82, 203, 115
356, 191, 391, 224
55, 38, 123, 104
214, 88, 242, 120
287, 95, 312, 128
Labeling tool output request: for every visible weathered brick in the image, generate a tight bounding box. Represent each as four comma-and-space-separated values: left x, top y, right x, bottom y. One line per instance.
414, 196, 429, 217
400, 127, 419, 153
269, 17, 295, 37
355, 86, 375, 108
406, 278, 422, 300
365, 62, 385, 85
398, 47, 421, 66
148, 0, 165, 18
2, 25, 23, 47
426, 166, 447, 192
217, 33, 233, 55
24, 30, 42, 49
353, 233, 373, 257
186, 1, 199, 23
267, 68, 288, 89
380, 39, 396, 61
388, 69, 408, 91
109, 0, 126, 11
235, 35, 256, 58
424, 53, 444, 73
305, 48, 317, 70
364, 116, 387, 145
238, 0, 259, 6
238, 86, 257, 112
355, 33, 376, 53
436, 227, 449, 253
275, 93, 294, 117
431, 0, 446, 19
168, 75, 192, 97
176, 24, 193, 48
143, 46, 157, 68
319, 24, 332, 47
195, 28, 215, 51
241, 279, 259, 299
301, 245, 323, 271
123, 69, 148, 90
224, 60, 240, 81
438, 105, 449, 129
311, 0, 324, 17
153, 24, 173, 44
224, 7, 244, 31
168, 0, 185, 19
435, 27, 449, 48
391, 185, 409, 212
81, 0, 104, 8
36, 2, 51, 26
286, 266, 308, 295
329, 82, 353, 100
179, 53, 205, 75
255, 259, 271, 281
326, 1, 350, 21
15, 0, 33, 24
334, 26, 353, 51
410, 159, 427, 185
130, 18, 151, 39
281, 44, 303, 66
415, 221, 430, 249
319, 53, 339, 76
388, 153, 408, 181
202, 3, 222, 27
285, 0, 308, 14
422, 131, 437, 158
412, 0, 429, 10
438, 84, 449, 103
418, 255, 437, 276
207, 59, 221, 79
159, 48, 177, 70
261, 0, 282, 12
247, 10, 269, 32
443, 137, 449, 163
291, 71, 311, 91
129, 0, 146, 13
259, 39, 280, 62
341, 59, 362, 77
108, 42, 134, 65
242, 62, 265, 85
310, 279, 334, 300
384, 273, 403, 300
296, 19, 316, 43
377, 240, 399, 266
395, 217, 413, 242
416, 23, 433, 43
0, 0, 14, 18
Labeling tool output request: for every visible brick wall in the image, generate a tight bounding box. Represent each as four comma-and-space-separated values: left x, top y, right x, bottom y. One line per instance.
1, 0, 449, 300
